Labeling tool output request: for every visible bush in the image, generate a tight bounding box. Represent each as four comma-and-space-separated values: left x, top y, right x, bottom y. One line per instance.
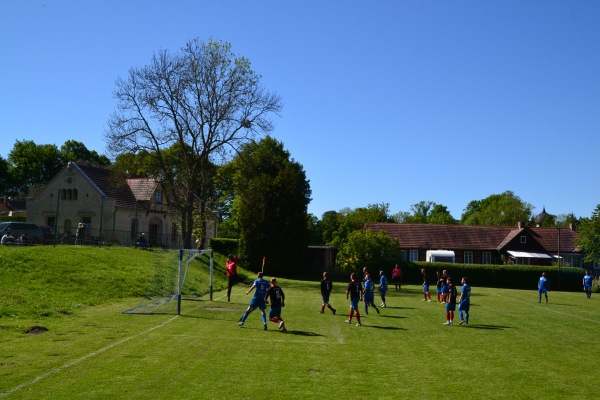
209, 238, 239, 256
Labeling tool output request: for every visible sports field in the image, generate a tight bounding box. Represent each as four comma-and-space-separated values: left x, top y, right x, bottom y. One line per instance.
1, 272, 597, 399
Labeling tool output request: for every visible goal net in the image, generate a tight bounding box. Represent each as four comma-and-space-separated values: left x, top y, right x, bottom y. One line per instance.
123, 249, 214, 315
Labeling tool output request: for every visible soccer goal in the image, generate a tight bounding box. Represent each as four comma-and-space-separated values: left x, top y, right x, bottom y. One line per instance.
123, 249, 214, 315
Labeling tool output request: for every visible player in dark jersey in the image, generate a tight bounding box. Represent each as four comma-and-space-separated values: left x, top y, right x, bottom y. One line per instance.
265, 277, 287, 332
320, 272, 337, 314
346, 273, 363, 326
239, 272, 270, 329
444, 278, 458, 325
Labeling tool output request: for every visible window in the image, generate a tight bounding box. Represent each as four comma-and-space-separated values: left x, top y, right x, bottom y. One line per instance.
464, 251, 473, 264
482, 251, 491, 264
520, 235, 527, 244
47, 216, 56, 227
401, 250, 408, 262
409, 249, 419, 262
156, 191, 163, 204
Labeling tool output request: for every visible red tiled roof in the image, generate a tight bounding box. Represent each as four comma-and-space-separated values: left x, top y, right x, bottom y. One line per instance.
127, 178, 159, 201
75, 164, 137, 208
365, 223, 580, 253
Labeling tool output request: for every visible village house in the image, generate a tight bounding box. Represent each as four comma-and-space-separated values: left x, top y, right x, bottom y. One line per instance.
26, 162, 216, 248
365, 222, 583, 268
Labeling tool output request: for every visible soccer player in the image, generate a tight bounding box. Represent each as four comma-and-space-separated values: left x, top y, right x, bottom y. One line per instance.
421, 269, 432, 302
346, 273, 363, 326
440, 269, 450, 303
392, 264, 402, 291
363, 274, 379, 315
320, 272, 337, 314
444, 278, 457, 325
458, 277, 471, 325
583, 270, 594, 299
538, 272, 549, 303
239, 272, 270, 329
265, 277, 287, 332
435, 270, 443, 303
379, 270, 388, 307
226, 254, 243, 302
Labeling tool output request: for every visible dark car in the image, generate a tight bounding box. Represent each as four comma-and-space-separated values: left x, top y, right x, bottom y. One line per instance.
39, 225, 56, 244
0, 222, 44, 244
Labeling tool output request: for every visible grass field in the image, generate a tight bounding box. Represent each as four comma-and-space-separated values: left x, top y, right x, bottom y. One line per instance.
0, 247, 597, 399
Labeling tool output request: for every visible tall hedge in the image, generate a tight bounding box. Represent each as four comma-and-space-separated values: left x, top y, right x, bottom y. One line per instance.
401, 261, 585, 292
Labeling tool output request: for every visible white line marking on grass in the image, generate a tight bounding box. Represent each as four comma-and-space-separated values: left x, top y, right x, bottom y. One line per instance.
0, 316, 178, 399
491, 292, 600, 324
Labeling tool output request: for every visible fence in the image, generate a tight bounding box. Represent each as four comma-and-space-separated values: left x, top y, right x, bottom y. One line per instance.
49, 226, 185, 249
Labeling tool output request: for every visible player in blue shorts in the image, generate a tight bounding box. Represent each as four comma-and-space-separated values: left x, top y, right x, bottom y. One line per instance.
265, 277, 287, 332
239, 272, 270, 329
458, 277, 471, 325
444, 278, 457, 325
363, 274, 380, 315
421, 269, 432, 302
538, 272, 548, 303
583, 270, 594, 299
320, 272, 337, 314
379, 270, 388, 308
346, 273, 363, 326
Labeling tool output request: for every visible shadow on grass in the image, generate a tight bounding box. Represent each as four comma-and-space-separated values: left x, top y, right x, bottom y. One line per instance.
381, 306, 416, 310
364, 325, 406, 331
285, 330, 324, 337
467, 324, 513, 330
375, 315, 407, 319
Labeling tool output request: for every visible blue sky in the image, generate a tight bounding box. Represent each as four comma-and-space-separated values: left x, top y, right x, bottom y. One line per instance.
2, 0, 599, 221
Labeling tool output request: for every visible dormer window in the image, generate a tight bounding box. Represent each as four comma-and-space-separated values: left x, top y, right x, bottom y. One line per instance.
520, 235, 527, 244
155, 191, 163, 204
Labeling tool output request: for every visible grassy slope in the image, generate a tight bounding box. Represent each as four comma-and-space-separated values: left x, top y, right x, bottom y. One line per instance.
0, 246, 597, 399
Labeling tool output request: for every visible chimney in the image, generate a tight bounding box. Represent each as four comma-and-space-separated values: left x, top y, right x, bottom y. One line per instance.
517, 221, 523, 228
569, 223, 575, 231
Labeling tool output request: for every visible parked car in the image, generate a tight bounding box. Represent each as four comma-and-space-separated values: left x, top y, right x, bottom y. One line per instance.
38, 225, 56, 244
0, 222, 44, 244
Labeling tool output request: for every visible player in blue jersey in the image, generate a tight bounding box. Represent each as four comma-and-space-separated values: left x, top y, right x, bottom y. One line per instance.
421, 269, 432, 302
458, 277, 471, 325
346, 273, 363, 326
265, 277, 287, 332
239, 272, 270, 329
444, 278, 457, 325
363, 274, 380, 315
379, 270, 388, 308
320, 272, 337, 314
582, 270, 594, 299
538, 272, 548, 303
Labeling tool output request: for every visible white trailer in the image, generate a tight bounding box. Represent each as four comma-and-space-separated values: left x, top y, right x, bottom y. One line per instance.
426, 250, 455, 263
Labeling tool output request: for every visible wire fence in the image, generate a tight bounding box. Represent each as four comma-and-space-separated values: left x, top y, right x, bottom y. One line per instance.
47, 226, 184, 249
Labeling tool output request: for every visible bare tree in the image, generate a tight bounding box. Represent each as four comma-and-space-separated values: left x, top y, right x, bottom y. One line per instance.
104, 38, 282, 248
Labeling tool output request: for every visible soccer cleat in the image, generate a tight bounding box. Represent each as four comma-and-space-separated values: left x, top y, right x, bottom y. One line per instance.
319, 311, 324, 314
278, 321, 284, 330
345, 320, 350, 324
376, 308, 380, 315
238, 321, 244, 326
356, 323, 361, 327
459, 320, 465, 325
332, 309, 337, 315
427, 299, 432, 302
264, 323, 268, 330
444, 321, 451, 325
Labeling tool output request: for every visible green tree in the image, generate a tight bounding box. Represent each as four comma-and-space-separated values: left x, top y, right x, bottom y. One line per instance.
8, 140, 63, 195
320, 210, 342, 245
104, 38, 282, 248
0, 156, 14, 197
228, 136, 311, 275
393, 201, 457, 224
60, 140, 110, 166
331, 203, 393, 246
460, 191, 533, 226
576, 205, 600, 263
336, 229, 403, 274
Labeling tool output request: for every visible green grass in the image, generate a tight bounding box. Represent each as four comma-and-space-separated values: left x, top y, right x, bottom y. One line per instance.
0, 246, 597, 399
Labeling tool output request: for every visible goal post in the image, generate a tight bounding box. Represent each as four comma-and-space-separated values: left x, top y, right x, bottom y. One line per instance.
177, 248, 214, 314
123, 248, 214, 315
